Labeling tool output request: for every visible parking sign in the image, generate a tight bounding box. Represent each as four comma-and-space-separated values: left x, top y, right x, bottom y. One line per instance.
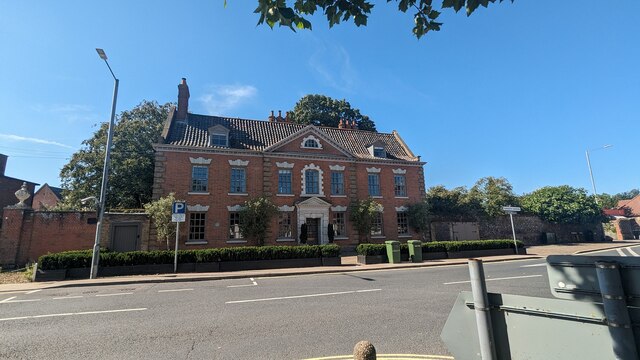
172, 201, 186, 222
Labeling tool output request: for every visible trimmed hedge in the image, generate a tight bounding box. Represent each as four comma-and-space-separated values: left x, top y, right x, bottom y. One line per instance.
39, 244, 341, 271
356, 239, 524, 256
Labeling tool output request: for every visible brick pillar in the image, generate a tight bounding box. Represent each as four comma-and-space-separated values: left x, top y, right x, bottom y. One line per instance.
0, 207, 28, 268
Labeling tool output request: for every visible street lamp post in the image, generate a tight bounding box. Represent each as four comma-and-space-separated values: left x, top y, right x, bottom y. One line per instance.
90, 48, 119, 279
585, 144, 612, 205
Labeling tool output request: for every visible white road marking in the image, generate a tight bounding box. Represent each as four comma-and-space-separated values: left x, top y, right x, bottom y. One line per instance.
0, 308, 147, 322
444, 274, 542, 285
25, 289, 42, 294
617, 248, 627, 257
520, 263, 547, 268
627, 247, 639, 257
0, 296, 17, 303
2, 299, 42, 303
158, 288, 194, 293
227, 277, 258, 288
226, 289, 381, 304
53, 296, 84, 300
95, 292, 133, 297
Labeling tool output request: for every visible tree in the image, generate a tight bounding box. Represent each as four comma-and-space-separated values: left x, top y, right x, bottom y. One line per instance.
59, 101, 173, 210
144, 193, 177, 250
406, 201, 430, 240
289, 94, 377, 131
238, 195, 279, 245
521, 186, 604, 224
425, 185, 482, 218
349, 198, 382, 243
598, 189, 640, 209
253, 0, 514, 39
468, 176, 519, 217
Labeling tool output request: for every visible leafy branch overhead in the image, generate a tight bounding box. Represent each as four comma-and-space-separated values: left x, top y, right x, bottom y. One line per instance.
252, 0, 514, 39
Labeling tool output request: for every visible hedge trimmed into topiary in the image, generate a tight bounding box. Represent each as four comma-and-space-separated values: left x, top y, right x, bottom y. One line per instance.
39, 244, 341, 270
356, 239, 524, 256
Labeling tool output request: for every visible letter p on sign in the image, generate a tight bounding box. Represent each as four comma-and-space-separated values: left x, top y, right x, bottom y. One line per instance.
172, 201, 186, 222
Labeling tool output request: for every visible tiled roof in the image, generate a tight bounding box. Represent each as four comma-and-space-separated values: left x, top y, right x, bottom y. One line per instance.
162, 113, 419, 162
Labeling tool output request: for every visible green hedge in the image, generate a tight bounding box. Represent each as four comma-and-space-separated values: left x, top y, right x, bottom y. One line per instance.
39, 244, 341, 270
356, 240, 524, 256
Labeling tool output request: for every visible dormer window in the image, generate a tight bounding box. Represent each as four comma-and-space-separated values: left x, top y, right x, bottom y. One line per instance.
368, 142, 387, 158
301, 135, 323, 149
209, 125, 230, 147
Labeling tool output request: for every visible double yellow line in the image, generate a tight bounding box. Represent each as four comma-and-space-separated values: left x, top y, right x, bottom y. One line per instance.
305, 354, 454, 360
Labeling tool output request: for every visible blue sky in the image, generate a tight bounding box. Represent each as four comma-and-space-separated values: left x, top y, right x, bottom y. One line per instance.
0, 1, 638, 197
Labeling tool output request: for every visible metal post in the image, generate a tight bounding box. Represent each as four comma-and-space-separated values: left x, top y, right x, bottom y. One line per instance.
595, 261, 639, 360
509, 213, 518, 254
468, 259, 497, 360
90, 77, 119, 279
586, 150, 599, 203
174, 222, 180, 273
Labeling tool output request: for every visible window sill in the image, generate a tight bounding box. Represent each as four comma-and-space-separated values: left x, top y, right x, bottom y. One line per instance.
277, 194, 294, 197
330, 194, 347, 198
301, 193, 325, 197
228, 193, 248, 196
333, 237, 349, 241
276, 238, 296, 242
370, 196, 383, 199
371, 236, 386, 239
188, 192, 210, 195
227, 240, 247, 244
185, 241, 208, 245
398, 235, 412, 238
394, 196, 409, 199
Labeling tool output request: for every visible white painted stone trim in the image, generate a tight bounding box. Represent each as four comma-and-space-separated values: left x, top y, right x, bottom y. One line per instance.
301, 163, 325, 196
187, 204, 209, 212
331, 205, 348, 212
228, 159, 249, 166
190, 157, 212, 165
278, 205, 295, 212
329, 164, 345, 171
301, 135, 323, 149
366, 167, 381, 173
392, 168, 407, 174
227, 205, 245, 211
395, 206, 408, 212
185, 241, 208, 245
276, 161, 295, 169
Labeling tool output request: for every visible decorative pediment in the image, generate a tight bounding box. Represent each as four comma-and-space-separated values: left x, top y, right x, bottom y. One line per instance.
190, 157, 212, 165
276, 161, 295, 169
392, 168, 407, 174
278, 205, 295, 212
227, 205, 245, 211
187, 204, 209, 212
208, 124, 230, 135
331, 205, 347, 212
366, 167, 381, 173
296, 196, 332, 208
329, 164, 346, 171
228, 159, 249, 166
262, 125, 354, 158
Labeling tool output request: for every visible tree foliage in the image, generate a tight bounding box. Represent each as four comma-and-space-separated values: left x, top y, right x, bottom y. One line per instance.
289, 94, 376, 131
468, 176, 519, 217
59, 101, 172, 210
349, 198, 382, 243
253, 0, 514, 39
598, 189, 640, 209
425, 185, 482, 218
521, 186, 604, 224
406, 201, 430, 240
144, 193, 177, 250
239, 195, 279, 246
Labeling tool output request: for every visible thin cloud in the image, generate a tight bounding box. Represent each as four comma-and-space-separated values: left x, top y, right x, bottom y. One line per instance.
199, 85, 257, 115
308, 42, 357, 93
31, 103, 96, 123
0, 134, 73, 149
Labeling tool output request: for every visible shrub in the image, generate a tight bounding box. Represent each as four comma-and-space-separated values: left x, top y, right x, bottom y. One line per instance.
319, 244, 341, 258
355, 244, 386, 256
355, 240, 522, 257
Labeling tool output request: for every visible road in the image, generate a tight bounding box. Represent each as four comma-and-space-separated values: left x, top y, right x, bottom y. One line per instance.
2, 245, 638, 360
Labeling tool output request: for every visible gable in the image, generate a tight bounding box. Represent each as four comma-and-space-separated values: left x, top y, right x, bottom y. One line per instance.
264, 126, 353, 158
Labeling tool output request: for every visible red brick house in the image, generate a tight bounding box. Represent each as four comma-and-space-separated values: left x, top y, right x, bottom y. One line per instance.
0, 154, 38, 211
151, 79, 426, 250
32, 183, 63, 210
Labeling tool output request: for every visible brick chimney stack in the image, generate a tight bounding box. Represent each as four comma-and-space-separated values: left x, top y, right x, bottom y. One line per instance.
0, 154, 7, 176
352, 120, 358, 130
276, 110, 284, 122
285, 111, 291, 123
177, 78, 190, 120
268, 111, 276, 122
338, 119, 345, 129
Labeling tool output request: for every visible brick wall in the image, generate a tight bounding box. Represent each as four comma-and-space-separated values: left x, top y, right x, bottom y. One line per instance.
0, 208, 150, 267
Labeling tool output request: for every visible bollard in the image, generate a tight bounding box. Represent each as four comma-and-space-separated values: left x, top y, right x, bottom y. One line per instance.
595, 261, 639, 360
468, 259, 497, 360
353, 341, 376, 360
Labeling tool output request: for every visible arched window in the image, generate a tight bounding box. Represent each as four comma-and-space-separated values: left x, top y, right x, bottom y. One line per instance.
305, 139, 319, 148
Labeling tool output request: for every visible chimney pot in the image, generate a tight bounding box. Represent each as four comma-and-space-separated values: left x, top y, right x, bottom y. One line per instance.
268, 110, 276, 122
177, 78, 190, 120
0, 154, 7, 176
276, 110, 283, 122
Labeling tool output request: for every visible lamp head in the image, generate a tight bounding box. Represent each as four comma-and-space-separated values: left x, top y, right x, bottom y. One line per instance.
96, 48, 108, 60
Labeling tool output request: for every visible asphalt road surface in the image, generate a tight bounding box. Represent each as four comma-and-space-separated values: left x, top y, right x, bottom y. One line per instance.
2, 245, 638, 360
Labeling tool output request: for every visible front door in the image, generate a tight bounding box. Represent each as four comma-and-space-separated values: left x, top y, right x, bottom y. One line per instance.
111, 224, 139, 252
306, 218, 320, 245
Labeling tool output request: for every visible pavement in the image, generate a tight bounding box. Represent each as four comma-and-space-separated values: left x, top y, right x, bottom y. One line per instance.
2, 240, 639, 293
